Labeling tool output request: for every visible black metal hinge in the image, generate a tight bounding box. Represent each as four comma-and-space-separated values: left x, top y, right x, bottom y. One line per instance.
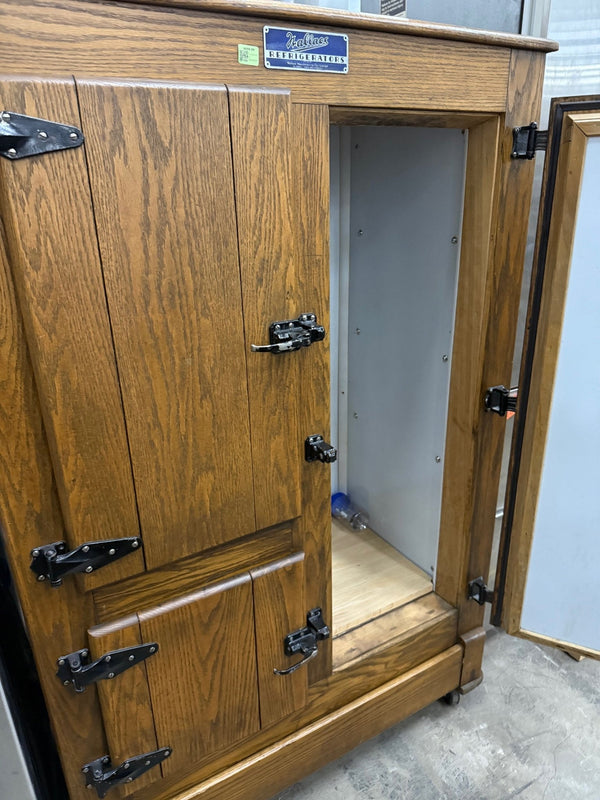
30, 538, 142, 587
82, 748, 171, 798
305, 434, 337, 464
274, 608, 330, 676
484, 385, 518, 417
57, 643, 158, 693
511, 122, 548, 160
0, 111, 84, 160
468, 576, 494, 605
251, 313, 325, 354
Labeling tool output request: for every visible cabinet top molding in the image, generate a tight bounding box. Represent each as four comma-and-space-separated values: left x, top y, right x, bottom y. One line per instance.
109, 0, 558, 52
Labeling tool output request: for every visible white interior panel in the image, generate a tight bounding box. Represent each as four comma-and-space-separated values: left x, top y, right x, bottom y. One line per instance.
331, 125, 466, 576
520, 135, 600, 651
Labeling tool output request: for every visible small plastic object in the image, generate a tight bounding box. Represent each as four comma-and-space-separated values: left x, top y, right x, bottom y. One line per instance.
331, 492, 369, 532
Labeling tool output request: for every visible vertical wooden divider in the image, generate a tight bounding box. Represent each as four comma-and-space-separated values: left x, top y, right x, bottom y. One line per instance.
228, 86, 301, 531
291, 103, 333, 683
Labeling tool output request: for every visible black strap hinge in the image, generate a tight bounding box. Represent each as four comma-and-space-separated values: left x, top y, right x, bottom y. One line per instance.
0, 111, 84, 160
484, 385, 517, 417
468, 576, 494, 605
512, 123, 548, 160
57, 643, 159, 693
30, 538, 142, 587
82, 748, 171, 798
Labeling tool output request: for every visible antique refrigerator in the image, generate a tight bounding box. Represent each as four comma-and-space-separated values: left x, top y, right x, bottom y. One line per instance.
0, 1, 598, 798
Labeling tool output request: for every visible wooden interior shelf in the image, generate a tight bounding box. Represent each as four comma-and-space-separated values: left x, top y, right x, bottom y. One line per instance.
332, 519, 433, 636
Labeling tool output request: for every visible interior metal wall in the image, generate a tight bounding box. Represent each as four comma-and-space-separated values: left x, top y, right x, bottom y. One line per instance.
330, 125, 467, 576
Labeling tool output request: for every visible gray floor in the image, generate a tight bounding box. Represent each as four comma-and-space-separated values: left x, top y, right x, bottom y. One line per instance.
273, 629, 600, 800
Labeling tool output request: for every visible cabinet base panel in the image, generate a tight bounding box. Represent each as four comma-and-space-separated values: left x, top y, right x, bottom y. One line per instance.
148, 645, 462, 800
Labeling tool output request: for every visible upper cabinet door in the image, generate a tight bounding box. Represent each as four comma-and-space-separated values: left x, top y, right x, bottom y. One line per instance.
495, 98, 600, 659
75, 79, 256, 570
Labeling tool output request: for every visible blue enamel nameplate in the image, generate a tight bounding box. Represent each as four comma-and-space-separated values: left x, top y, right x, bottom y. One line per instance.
263, 26, 349, 73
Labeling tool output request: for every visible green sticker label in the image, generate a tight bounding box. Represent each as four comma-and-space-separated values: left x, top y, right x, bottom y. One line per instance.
238, 44, 260, 66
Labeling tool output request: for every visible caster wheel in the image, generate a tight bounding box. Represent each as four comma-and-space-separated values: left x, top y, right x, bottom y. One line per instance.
442, 689, 461, 706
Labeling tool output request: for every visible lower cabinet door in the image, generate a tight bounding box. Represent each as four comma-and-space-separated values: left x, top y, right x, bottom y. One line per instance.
86, 553, 309, 791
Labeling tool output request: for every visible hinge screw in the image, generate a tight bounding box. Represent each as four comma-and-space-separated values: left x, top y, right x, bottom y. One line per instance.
108, 548, 115, 556
82, 545, 90, 553
123, 762, 130, 770
128, 654, 135, 661
7, 147, 17, 157
58, 658, 65, 666
2, 112, 10, 121
69, 131, 78, 140
145, 760, 151, 766
82, 767, 89, 773
107, 672, 115, 679
132, 540, 139, 549
31, 549, 40, 558
85, 565, 93, 573
81, 650, 88, 657
37, 575, 45, 581
63, 680, 70, 686
104, 655, 111, 662
38, 130, 48, 139
149, 646, 156, 653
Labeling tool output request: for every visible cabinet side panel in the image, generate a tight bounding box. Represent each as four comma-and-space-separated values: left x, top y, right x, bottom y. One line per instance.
0, 215, 106, 800
459, 49, 546, 636
0, 77, 143, 588
76, 80, 256, 569
292, 102, 333, 682
228, 86, 301, 531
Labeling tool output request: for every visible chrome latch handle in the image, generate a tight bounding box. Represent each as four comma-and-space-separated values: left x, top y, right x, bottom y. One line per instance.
251, 313, 325, 354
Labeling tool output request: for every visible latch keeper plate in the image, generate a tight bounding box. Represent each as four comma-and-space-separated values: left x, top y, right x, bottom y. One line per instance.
468, 576, 494, 605
511, 122, 548, 160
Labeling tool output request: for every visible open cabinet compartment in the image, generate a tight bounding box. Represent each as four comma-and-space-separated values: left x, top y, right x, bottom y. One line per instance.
327, 111, 500, 653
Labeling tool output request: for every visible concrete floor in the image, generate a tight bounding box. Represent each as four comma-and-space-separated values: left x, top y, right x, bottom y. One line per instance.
273, 628, 600, 800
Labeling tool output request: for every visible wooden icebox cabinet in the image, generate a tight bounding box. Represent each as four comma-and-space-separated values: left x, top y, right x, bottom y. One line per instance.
1, 2, 599, 798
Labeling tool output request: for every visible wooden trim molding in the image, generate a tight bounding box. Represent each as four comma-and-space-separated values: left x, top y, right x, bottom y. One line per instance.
104, 0, 558, 52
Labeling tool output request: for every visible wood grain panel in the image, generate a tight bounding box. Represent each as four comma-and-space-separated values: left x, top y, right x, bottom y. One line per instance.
332, 592, 457, 671
291, 102, 332, 683
0, 216, 106, 799
435, 116, 500, 607
250, 553, 307, 727
228, 86, 301, 530
146, 646, 463, 800
139, 574, 260, 776
93, 525, 293, 623
457, 50, 546, 638
0, 77, 143, 588
76, 79, 255, 569
87, 622, 159, 794
0, 2, 512, 112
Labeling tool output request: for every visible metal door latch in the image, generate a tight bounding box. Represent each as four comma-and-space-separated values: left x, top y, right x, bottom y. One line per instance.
30, 538, 142, 587
305, 434, 337, 464
484, 385, 518, 417
251, 313, 325, 353
82, 748, 172, 798
274, 608, 330, 676
0, 111, 84, 160
468, 576, 494, 605
57, 643, 159, 693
